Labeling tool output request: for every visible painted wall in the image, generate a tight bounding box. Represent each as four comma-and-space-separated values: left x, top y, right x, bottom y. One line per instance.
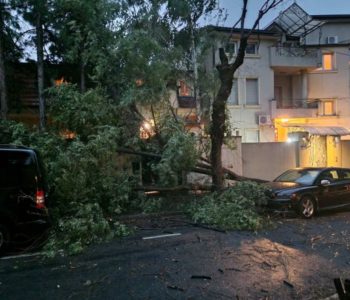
307, 45, 350, 129
224, 39, 276, 142
341, 141, 350, 167
305, 23, 350, 45
242, 142, 298, 181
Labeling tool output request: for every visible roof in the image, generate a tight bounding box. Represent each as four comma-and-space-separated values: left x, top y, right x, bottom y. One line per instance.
204, 26, 278, 37
266, 3, 323, 37
311, 15, 350, 21
286, 126, 350, 136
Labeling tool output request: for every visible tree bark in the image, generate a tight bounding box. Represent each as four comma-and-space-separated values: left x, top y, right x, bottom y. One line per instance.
210, 48, 235, 189
0, 3, 7, 120
210, 37, 248, 190
36, 7, 45, 130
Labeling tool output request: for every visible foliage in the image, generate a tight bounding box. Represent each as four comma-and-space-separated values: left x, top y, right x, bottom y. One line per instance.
152, 118, 199, 186
47, 84, 121, 138
0, 113, 134, 255
137, 197, 165, 214
188, 181, 269, 231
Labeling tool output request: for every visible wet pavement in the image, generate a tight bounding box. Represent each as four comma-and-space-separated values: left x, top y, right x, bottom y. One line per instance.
1, 211, 350, 299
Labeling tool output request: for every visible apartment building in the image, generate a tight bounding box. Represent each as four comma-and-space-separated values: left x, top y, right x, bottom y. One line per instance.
207, 3, 350, 150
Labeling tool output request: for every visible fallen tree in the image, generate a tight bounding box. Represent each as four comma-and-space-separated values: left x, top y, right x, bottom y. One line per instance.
116, 147, 268, 190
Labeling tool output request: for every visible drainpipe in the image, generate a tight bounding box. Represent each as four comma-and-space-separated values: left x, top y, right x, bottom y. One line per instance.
301, 70, 308, 108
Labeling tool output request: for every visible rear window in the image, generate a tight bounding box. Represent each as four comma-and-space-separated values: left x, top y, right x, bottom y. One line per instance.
0, 151, 38, 189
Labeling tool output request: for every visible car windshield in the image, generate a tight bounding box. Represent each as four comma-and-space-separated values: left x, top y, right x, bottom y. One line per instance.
274, 169, 321, 185
0, 151, 37, 189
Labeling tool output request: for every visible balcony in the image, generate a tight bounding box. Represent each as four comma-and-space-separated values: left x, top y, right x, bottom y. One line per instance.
270, 99, 318, 119
270, 47, 320, 70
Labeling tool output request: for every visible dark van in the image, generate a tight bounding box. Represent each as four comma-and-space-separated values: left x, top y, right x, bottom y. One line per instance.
0, 145, 50, 253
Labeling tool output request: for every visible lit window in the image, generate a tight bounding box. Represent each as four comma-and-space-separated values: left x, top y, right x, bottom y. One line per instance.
246, 78, 259, 105
322, 53, 334, 70
227, 79, 238, 105
179, 80, 192, 97
245, 43, 258, 55
54, 77, 66, 86
320, 100, 335, 116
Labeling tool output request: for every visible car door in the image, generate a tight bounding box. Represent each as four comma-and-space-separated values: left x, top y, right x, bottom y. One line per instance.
315, 169, 344, 209
335, 169, 350, 206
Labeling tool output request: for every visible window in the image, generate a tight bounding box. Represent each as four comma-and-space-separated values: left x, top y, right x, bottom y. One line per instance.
319, 100, 335, 116
245, 42, 258, 55
225, 42, 237, 56
227, 79, 238, 105
245, 129, 259, 143
178, 80, 192, 97
322, 53, 334, 70
54, 77, 66, 86
246, 78, 259, 105
340, 169, 350, 180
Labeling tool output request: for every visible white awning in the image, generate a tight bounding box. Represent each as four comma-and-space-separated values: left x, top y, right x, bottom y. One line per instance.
288, 126, 350, 136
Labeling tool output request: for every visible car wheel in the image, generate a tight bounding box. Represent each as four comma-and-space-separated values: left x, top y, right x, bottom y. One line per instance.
299, 196, 315, 218
0, 224, 10, 254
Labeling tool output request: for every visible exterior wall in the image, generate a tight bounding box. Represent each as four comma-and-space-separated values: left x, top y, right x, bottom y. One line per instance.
242, 142, 298, 181
308, 46, 350, 122
222, 39, 276, 142
341, 141, 350, 167
222, 136, 243, 176
305, 23, 350, 45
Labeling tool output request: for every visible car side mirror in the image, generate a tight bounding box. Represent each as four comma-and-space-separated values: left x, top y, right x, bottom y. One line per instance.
320, 179, 331, 186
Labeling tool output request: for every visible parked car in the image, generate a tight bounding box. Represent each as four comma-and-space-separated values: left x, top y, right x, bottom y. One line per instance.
265, 167, 350, 218
0, 145, 50, 253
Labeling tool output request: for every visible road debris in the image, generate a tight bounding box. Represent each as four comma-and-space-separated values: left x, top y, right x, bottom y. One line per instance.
167, 285, 184, 292
334, 278, 350, 300
191, 275, 212, 280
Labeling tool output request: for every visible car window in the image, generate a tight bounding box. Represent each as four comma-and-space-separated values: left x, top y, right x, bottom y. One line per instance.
339, 169, 350, 180
318, 170, 340, 183
0, 151, 37, 189
274, 169, 320, 185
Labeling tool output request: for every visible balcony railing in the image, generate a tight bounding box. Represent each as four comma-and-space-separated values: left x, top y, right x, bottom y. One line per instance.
276, 99, 318, 109
270, 46, 320, 68
270, 99, 318, 119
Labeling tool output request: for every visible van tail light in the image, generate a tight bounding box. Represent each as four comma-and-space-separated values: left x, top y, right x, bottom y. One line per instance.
35, 189, 46, 209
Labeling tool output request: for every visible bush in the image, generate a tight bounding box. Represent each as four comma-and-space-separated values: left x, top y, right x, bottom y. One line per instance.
188, 181, 269, 231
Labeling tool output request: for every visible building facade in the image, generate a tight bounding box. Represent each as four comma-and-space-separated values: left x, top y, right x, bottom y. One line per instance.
208, 3, 350, 152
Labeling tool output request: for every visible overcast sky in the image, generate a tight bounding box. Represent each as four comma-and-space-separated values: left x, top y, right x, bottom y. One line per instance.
201, 0, 350, 28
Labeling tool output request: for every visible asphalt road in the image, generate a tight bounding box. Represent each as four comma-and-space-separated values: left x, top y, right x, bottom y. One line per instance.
1, 211, 350, 300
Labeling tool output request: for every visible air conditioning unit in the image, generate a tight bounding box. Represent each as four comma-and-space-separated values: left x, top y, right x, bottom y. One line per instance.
258, 115, 272, 126
325, 36, 338, 44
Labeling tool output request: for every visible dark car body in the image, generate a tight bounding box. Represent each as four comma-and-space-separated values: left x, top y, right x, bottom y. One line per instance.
0, 145, 50, 253
265, 167, 350, 218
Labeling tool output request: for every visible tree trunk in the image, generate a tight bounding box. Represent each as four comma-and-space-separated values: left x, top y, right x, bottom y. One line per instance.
36, 8, 45, 130
0, 5, 7, 120
210, 58, 234, 189
210, 34, 248, 190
